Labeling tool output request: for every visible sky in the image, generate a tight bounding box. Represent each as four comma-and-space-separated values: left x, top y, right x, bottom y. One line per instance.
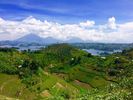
0, 0, 133, 43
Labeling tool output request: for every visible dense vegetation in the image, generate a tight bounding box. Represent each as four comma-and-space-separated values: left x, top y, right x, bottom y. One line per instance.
72, 43, 133, 51
0, 44, 133, 100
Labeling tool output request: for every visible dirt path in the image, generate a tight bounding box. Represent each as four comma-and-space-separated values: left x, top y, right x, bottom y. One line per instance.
73, 80, 93, 89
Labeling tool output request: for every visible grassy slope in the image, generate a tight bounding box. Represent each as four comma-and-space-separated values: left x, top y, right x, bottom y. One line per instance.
0, 71, 79, 99
0, 73, 37, 100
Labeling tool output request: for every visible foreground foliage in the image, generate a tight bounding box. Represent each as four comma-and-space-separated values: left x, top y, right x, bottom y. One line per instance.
0, 44, 133, 100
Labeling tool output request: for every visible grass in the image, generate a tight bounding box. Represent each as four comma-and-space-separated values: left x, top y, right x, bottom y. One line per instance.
0, 73, 37, 100
67, 65, 109, 88
0, 95, 18, 100
34, 71, 79, 99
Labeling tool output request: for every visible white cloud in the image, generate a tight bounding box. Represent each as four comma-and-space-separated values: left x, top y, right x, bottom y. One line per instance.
79, 20, 95, 28
0, 16, 133, 43
108, 17, 116, 29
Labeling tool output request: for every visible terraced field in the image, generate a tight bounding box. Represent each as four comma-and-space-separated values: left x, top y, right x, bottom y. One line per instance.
0, 72, 79, 99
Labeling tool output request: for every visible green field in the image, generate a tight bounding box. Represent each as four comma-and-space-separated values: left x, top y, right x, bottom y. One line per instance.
0, 44, 133, 99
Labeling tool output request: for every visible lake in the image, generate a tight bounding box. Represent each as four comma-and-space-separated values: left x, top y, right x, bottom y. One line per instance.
83, 49, 122, 56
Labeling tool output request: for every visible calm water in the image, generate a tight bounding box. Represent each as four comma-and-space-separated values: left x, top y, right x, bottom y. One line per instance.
18, 46, 45, 51
0, 45, 45, 51
83, 49, 121, 55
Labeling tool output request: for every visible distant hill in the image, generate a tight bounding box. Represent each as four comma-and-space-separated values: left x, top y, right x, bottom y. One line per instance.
44, 37, 62, 44
0, 34, 133, 50
14, 34, 85, 44
72, 43, 133, 51
65, 37, 85, 43
15, 34, 45, 44
15, 34, 62, 44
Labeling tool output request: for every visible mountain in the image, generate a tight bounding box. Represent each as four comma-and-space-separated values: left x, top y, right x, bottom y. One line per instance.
15, 34, 86, 44
44, 37, 62, 44
15, 34, 45, 44
15, 34, 63, 44
65, 37, 85, 43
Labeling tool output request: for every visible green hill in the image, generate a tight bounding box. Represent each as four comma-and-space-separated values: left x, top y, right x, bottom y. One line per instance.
0, 44, 133, 99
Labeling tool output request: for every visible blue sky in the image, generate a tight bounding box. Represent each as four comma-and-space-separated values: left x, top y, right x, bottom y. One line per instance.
0, 0, 133, 43
0, 0, 133, 24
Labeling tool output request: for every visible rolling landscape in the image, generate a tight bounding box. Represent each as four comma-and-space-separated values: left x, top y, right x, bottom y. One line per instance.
0, 0, 133, 100
0, 43, 133, 99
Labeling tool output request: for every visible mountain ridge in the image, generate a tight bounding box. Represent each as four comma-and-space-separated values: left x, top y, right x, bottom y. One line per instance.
14, 34, 85, 44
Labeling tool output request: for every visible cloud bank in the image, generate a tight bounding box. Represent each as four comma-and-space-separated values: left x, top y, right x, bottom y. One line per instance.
0, 16, 133, 43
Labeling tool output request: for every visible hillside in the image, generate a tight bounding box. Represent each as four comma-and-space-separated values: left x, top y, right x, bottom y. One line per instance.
72, 43, 133, 51
0, 44, 133, 99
